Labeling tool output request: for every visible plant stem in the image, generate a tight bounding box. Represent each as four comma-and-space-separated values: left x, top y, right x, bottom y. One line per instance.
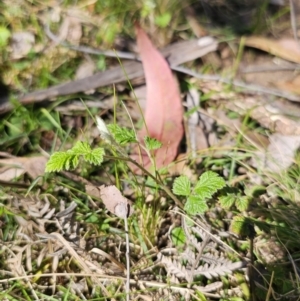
104, 155, 184, 209
124, 216, 130, 301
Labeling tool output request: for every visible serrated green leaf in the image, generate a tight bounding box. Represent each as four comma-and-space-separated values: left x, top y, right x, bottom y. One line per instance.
70, 155, 79, 170
65, 156, 71, 170
92, 147, 105, 160
171, 227, 186, 246
144, 136, 162, 150
45, 152, 70, 172
155, 12, 171, 28
194, 171, 226, 199
46, 142, 105, 173
84, 148, 105, 165
230, 215, 252, 237
71, 141, 91, 154
172, 175, 191, 196
107, 124, 136, 145
63, 154, 79, 170
63, 155, 72, 170
230, 216, 245, 236
236, 196, 249, 212
219, 194, 236, 209
0, 27, 10, 47
184, 195, 208, 215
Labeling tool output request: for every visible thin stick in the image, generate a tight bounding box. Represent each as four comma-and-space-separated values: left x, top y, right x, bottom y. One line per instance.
124, 216, 130, 301
172, 66, 300, 102
289, 0, 299, 44
46, 22, 300, 102
44, 23, 137, 60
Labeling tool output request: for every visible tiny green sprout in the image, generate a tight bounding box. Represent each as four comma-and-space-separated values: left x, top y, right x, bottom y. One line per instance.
171, 227, 186, 246
155, 12, 172, 28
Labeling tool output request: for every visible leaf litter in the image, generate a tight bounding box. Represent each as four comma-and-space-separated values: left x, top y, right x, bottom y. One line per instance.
85, 184, 134, 218
2, 1, 300, 300
0, 155, 47, 181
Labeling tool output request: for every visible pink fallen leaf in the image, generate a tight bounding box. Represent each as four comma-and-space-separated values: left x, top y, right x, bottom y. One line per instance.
85, 185, 134, 218
131, 25, 184, 172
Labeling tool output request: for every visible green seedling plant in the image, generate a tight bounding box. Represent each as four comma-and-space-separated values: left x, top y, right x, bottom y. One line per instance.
45, 116, 234, 299
172, 172, 226, 215
171, 172, 227, 250
45, 119, 162, 173
45, 117, 167, 301
45, 140, 105, 172
46, 117, 227, 217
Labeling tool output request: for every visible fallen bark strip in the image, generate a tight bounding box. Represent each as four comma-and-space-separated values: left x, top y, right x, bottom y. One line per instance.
173, 66, 300, 102
21, 61, 142, 103
0, 38, 218, 114
3, 35, 299, 114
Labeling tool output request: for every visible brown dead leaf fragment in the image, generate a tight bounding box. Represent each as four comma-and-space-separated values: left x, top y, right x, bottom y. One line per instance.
186, 88, 208, 157
86, 185, 134, 218
245, 37, 300, 64
0, 155, 47, 181
275, 75, 300, 95
252, 134, 300, 173
226, 96, 300, 135
130, 26, 184, 172
11, 32, 35, 59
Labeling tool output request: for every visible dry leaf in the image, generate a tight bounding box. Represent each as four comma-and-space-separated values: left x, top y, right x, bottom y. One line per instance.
52, 11, 82, 46
0, 156, 47, 181
275, 75, 300, 95
11, 32, 35, 59
186, 89, 208, 157
66, 15, 82, 45
226, 96, 300, 135
49, 7, 62, 23
168, 153, 196, 181
75, 58, 96, 94
245, 37, 300, 64
252, 134, 300, 173
130, 26, 184, 172
184, 6, 207, 38
85, 185, 134, 219
75, 59, 95, 80
165, 36, 218, 67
